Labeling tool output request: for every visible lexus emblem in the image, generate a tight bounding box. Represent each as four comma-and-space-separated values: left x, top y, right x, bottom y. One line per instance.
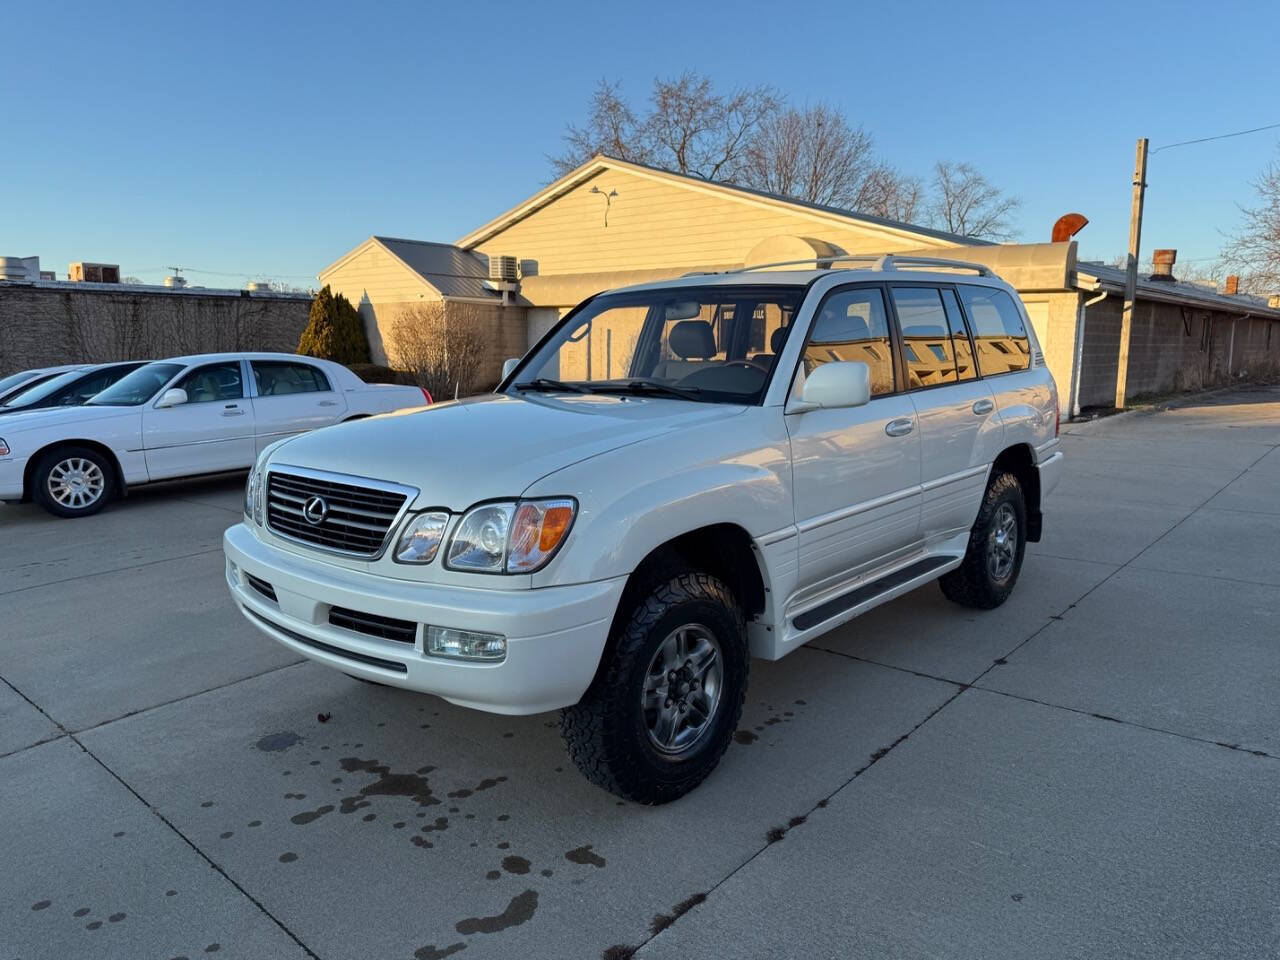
302, 495, 329, 525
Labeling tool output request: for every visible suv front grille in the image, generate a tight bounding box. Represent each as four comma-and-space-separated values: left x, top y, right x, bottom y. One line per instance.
329, 606, 417, 644
266, 469, 412, 558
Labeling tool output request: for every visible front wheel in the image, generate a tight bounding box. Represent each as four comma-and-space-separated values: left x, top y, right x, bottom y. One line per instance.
560, 570, 748, 804
939, 471, 1026, 609
32, 446, 116, 518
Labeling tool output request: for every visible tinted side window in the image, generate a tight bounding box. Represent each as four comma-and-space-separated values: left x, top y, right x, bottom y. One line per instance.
804, 288, 895, 396
958, 286, 1030, 374
892, 287, 957, 388
940, 289, 978, 382
176, 362, 244, 403
253, 361, 331, 396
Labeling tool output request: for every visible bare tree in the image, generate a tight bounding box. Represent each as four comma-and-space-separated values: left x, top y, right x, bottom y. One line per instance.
741, 103, 878, 206
551, 72, 778, 181
1221, 148, 1280, 293
928, 161, 1022, 240
551, 79, 652, 175
858, 165, 924, 223
385, 302, 487, 399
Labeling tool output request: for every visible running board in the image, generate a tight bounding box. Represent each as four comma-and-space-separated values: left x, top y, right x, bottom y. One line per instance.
792, 555, 954, 631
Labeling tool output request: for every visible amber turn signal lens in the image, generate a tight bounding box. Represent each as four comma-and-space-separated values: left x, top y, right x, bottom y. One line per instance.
506, 498, 577, 573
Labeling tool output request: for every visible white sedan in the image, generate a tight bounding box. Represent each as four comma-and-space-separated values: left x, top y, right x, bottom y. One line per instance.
0, 352, 430, 518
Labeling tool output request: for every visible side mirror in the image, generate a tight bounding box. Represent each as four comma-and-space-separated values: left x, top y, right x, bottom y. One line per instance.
501, 358, 520, 381
156, 387, 188, 408
797, 361, 871, 411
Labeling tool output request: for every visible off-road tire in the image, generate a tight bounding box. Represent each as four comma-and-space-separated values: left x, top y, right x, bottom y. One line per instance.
939, 471, 1026, 610
560, 570, 748, 804
31, 445, 116, 518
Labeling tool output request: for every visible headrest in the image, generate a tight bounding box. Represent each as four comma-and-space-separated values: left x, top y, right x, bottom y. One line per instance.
769, 326, 788, 354
816, 312, 871, 343
670, 319, 716, 359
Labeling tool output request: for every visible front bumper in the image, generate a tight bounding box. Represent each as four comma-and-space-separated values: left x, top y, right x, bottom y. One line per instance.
0, 456, 26, 501
223, 523, 626, 715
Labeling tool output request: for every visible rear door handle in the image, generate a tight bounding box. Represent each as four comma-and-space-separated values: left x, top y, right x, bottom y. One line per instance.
972, 398, 994, 415
318, 400, 338, 407
885, 417, 915, 438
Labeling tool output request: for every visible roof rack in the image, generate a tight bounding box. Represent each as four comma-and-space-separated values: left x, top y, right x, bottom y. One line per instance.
728, 254, 993, 277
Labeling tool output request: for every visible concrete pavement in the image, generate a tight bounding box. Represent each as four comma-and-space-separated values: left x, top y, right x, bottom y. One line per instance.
3, 386, 1278, 959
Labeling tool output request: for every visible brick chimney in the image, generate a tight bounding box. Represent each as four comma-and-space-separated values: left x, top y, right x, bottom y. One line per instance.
1149, 249, 1176, 282
1225, 275, 1240, 295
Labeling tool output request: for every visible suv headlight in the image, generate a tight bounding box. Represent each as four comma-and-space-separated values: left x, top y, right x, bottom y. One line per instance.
394, 511, 449, 564
445, 498, 576, 574
245, 466, 264, 525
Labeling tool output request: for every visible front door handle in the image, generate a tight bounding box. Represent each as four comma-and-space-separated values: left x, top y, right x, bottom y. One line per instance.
972, 398, 995, 415
885, 417, 915, 438
222, 404, 246, 417
318, 400, 339, 407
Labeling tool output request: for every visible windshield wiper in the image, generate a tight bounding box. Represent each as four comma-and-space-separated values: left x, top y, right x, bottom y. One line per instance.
592, 380, 704, 401
513, 378, 590, 394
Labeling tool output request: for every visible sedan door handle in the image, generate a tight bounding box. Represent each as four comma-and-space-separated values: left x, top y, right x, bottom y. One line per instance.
222, 405, 246, 417
972, 398, 995, 415
885, 417, 915, 438
318, 400, 339, 407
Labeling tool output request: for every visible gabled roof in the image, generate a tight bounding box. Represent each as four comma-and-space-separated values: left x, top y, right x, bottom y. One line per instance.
456, 154, 984, 251
319, 236, 495, 300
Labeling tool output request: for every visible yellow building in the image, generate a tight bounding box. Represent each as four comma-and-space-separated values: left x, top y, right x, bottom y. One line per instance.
320, 155, 1280, 412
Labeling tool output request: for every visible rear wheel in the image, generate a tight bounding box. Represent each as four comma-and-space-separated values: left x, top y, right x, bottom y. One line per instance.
560, 570, 747, 804
32, 446, 115, 518
939, 471, 1026, 609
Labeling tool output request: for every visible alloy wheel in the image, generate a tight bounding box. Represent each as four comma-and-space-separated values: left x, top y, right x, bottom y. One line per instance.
642, 624, 724, 756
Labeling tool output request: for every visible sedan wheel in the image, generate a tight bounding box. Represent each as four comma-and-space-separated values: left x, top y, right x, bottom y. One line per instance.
47, 457, 107, 511
32, 446, 115, 518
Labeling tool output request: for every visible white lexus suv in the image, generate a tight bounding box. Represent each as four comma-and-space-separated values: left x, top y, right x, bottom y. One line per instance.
224, 256, 1063, 803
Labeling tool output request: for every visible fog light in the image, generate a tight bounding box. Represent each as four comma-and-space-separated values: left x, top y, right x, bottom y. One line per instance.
426, 625, 506, 662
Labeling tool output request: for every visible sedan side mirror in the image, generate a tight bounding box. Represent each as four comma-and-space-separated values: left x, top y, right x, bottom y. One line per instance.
501, 358, 520, 381
155, 387, 188, 408
796, 361, 871, 411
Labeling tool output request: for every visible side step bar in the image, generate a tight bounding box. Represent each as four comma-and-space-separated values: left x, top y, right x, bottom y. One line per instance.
792, 555, 954, 631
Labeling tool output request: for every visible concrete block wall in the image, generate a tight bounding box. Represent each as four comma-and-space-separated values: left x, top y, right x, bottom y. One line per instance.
0, 285, 312, 376
1076, 296, 1280, 409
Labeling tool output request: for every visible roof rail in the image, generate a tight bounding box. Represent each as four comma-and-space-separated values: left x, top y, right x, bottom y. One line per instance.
729, 254, 992, 277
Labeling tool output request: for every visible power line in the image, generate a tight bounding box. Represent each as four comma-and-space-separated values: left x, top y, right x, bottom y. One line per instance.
1151, 121, 1280, 155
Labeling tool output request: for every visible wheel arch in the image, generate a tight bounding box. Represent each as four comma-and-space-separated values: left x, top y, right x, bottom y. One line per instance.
586, 522, 770, 693
23, 439, 127, 501
990, 443, 1041, 541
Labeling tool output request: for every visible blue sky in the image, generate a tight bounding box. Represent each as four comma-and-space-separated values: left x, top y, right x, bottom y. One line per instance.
4, 0, 1278, 287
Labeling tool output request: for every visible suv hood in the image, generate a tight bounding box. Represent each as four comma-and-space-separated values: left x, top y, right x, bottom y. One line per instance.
268, 392, 746, 509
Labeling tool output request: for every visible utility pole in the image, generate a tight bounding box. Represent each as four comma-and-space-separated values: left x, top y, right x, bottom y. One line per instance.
1113, 138, 1148, 410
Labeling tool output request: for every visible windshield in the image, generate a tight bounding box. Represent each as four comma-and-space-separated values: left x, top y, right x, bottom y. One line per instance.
87, 362, 185, 406
0, 371, 40, 396
510, 285, 804, 404
2, 370, 88, 409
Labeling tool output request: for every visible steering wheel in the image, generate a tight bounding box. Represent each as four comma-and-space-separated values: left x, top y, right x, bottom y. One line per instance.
725, 359, 769, 371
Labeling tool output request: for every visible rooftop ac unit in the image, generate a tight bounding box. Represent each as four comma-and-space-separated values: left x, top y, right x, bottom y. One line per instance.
489, 255, 518, 283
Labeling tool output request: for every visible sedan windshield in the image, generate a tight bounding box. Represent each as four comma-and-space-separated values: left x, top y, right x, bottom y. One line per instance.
87, 363, 185, 406
0, 371, 39, 396
1, 370, 88, 409
509, 285, 804, 404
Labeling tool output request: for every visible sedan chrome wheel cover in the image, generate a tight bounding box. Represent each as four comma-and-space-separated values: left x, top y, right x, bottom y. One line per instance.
47, 457, 105, 509
986, 502, 1017, 583
643, 624, 724, 756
